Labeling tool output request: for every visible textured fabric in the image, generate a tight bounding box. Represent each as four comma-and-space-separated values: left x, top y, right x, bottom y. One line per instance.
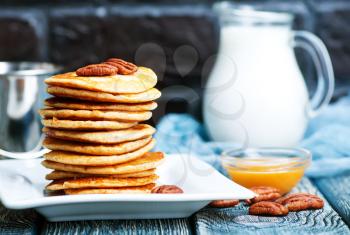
155, 93, 350, 178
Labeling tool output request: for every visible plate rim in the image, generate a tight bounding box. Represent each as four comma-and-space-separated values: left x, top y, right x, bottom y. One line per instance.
0, 154, 255, 210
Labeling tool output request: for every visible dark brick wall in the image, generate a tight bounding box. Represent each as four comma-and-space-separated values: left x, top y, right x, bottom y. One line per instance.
312, 0, 350, 80
0, 0, 349, 120
0, 8, 47, 61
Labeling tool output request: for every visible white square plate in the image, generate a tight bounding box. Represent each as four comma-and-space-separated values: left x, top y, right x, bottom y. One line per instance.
0, 154, 254, 221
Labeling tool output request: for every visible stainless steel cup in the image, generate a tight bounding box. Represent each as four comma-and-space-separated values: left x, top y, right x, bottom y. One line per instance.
0, 62, 61, 155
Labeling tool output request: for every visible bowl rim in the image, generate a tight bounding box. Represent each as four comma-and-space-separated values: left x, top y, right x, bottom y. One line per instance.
221, 147, 312, 171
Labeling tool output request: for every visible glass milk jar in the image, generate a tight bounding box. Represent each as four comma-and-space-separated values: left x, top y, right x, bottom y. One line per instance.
204, 3, 334, 147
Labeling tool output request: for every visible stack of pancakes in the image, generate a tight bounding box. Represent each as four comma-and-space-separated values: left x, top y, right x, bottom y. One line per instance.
39, 65, 164, 195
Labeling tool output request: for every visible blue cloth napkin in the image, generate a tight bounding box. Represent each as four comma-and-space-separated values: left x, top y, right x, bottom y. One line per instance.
154, 93, 350, 178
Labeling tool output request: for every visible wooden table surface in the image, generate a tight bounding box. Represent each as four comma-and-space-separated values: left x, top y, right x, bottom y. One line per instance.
1, 173, 350, 235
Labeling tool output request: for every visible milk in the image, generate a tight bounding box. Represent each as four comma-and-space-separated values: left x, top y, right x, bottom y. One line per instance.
204, 24, 310, 147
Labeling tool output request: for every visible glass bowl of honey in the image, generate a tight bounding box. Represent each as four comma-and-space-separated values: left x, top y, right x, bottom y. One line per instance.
221, 148, 312, 194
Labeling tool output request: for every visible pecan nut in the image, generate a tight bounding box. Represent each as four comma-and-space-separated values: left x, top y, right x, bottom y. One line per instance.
151, 185, 184, 194
209, 200, 239, 208
105, 58, 137, 75
275, 193, 324, 211
246, 186, 282, 205
249, 201, 289, 216
76, 63, 118, 76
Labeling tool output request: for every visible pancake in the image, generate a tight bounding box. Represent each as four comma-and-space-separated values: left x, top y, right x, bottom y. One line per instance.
46, 174, 158, 191
64, 183, 155, 195
43, 124, 155, 144
44, 98, 157, 111
45, 169, 156, 180
43, 137, 152, 156
45, 67, 157, 94
39, 108, 152, 122
42, 152, 164, 174
42, 118, 136, 130
43, 139, 156, 166
47, 86, 161, 103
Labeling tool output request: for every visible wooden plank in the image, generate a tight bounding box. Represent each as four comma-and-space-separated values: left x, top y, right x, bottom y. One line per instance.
0, 203, 39, 235
193, 178, 350, 235
41, 218, 192, 235
314, 172, 350, 225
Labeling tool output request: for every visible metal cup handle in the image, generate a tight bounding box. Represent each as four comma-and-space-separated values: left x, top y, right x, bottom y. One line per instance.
0, 134, 50, 159
0, 62, 60, 160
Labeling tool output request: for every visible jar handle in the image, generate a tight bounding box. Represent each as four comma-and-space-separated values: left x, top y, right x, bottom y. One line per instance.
292, 31, 335, 117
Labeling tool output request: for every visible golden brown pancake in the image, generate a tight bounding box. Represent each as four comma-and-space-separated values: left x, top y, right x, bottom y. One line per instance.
39, 108, 152, 122
41, 64, 163, 196
43, 137, 152, 156
43, 124, 155, 144
45, 67, 157, 94
46, 174, 158, 191
47, 86, 161, 103
64, 183, 155, 195
42, 152, 164, 174
44, 98, 157, 111
45, 169, 156, 180
42, 118, 137, 130
43, 139, 156, 166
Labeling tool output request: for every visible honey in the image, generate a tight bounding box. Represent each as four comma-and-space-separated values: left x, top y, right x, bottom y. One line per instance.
221, 153, 311, 195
